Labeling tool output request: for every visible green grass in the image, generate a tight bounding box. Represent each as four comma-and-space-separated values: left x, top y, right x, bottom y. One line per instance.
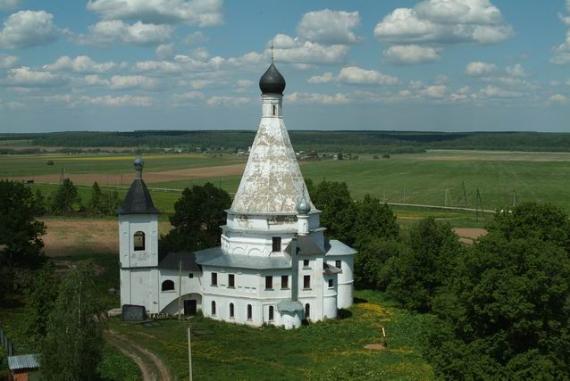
0, 152, 242, 177
108, 290, 434, 381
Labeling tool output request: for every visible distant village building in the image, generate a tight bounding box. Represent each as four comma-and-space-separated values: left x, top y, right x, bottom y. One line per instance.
7, 354, 40, 381
118, 62, 356, 329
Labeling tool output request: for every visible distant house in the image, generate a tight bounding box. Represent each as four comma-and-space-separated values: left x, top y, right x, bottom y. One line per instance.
8, 354, 40, 381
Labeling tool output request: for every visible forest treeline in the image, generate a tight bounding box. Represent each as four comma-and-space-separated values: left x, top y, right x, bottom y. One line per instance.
3, 130, 570, 153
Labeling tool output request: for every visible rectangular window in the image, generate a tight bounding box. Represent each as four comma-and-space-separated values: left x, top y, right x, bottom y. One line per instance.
269, 306, 274, 321
281, 275, 289, 289
303, 259, 310, 268
328, 279, 334, 288
335, 260, 342, 269
247, 304, 252, 320
211, 272, 217, 286
228, 274, 235, 288
304, 275, 311, 289
272, 237, 281, 252
265, 275, 273, 290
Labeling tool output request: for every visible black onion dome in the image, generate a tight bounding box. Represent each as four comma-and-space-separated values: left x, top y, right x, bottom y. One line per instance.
259, 63, 286, 95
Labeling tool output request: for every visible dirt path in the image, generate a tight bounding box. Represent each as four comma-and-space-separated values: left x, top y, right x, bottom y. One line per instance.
453, 227, 487, 245
105, 330, 172, 381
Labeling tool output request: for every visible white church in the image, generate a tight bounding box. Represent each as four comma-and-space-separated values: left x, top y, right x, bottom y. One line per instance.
118, 62, 356, 329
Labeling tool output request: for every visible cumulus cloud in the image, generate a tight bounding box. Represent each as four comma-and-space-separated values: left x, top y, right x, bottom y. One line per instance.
82, 20, 172, 46
206, 95, 249, 106
86, 0, 223, 26
552, 31, 570, 65
287, 91, 350, 105
297, 9, 360, 45
109, 75, 158, 90
271, 34, 349, 65
0, 10, 60, 48
384, 45, 440, 64
0, 55, 17, 69
479, 84, 522, 98
465, 61, 497, 76
0, 0, 20, 11
156, 43, 175, 59
549, 94, 568, 104
307, 72, 334, 84
3, 66, 66, 87
337, 66, 399, 85
506, 63, 526, 77
43, 56, 116, 73
374, 0, 512, 65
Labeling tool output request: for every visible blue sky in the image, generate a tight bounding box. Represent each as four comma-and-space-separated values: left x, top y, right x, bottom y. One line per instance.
0, 0, 569, 133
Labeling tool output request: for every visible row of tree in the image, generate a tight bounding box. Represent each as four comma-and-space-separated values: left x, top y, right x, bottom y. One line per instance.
34, 179, 120, 216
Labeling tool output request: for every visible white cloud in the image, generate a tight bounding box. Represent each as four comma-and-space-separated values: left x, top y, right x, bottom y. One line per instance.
0, 55, 17, 69
206, 95, 249, 106
83, 20, 172, 46
44, 56, 116, 73
337, 66, 399, 85
553, 30, 570, 65
84, 74, 109, 86
4, 66, 66, 87
0, 0, 20, 11
374, 1, 512, 45
46, 93, 153, 107
549, 94, 568, 104
506, 63, 526, 77
384, 44, 440, 64
419, 84, 447, 98
271, 34, 349, 65
0, 10, 60, 48
465, 61, 497, 76
156, 43, 175, 59
297, 9, 360, 45
479, 84, 522, 98
287, 91, 350, 105
109, 75, 158, 90
87, 0, 223, 26
308, 72, 334, 84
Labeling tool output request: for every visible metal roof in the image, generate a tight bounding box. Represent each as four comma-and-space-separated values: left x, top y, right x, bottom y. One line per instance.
159, 251, 200, 272
325, 239, 357, 257
195, 247, 291, 270
323, 263, 342, 275
285, 236, 324, 257
118, 179, 159, 215
259, 63, 286, 95
277, 299, 303, 313
8, 354, 40, 371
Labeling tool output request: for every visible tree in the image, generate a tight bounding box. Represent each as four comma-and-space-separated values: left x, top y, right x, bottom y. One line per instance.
0, 180, 45, 270
88, 182, 103, 215
353, 195, 399, 244
51, 178, 81, 214
41, 263, 103, 381
354, 238, 403, 290
384, 217, 461, 312
310, 181, 357, 245
33, 189, 47, 216
163, 183, 232, 252
26, 263, 60, 346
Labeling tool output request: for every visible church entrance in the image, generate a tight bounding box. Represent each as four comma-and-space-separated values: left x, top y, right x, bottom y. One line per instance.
184, 299, 197, 316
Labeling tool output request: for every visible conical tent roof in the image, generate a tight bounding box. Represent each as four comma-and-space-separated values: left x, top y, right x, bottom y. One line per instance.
230, 118, 313, 215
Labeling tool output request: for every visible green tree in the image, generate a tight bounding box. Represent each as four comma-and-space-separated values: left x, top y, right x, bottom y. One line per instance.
41, 263, 103, 381
33, 189, 48, 216
310, 181, 356, 245
354, 238, 403, 290
163, 183, 232, 252
26, 262, 60, 346
51, 178, 81, 214
385, 217, 461, 312
0, 180, 45, 271
354, 195, 399, 243
88, 182, 103, 214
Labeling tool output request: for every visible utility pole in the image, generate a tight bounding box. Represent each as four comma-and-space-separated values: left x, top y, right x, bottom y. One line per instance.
187, 326, 193, 381
475, 188, 482, 222
462, 181, 468, 207
178, 259, 182, 320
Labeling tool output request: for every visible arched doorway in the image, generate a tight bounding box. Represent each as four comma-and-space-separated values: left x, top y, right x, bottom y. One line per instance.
161, 293, 202, 316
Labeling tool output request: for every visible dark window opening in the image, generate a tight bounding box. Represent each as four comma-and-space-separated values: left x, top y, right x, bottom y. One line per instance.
229, 303, 234, 318
272, 105, 276, 115
133, 231, 145, 251
335, 260, 342, 269
211, 272, 218, 286
228, 274, 235, 288
328, 279, 334, 288
269, 306, 274, 321
281, 275, 289, 289
272, 237, 281, 252
303, 259, 310, 267
211, 301, 216, 315
188, 273, 194, 278
247, 304, 253, 320
265, 275, 273, 290
161, 280, 175, 291
304, 275, 311, 289
305, 303, 310, 319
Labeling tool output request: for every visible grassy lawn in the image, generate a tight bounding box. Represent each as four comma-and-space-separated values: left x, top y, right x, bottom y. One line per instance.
108, 290, 434, 381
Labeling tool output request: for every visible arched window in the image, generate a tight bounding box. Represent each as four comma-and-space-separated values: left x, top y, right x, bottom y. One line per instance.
211, 301, 216, 316
133, 231, 145, 251
247, 304, 252, 320
161, 280, 174, 291
305, 303, 310, 319
229, 303, 234, 318
268, 306, 274, 321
